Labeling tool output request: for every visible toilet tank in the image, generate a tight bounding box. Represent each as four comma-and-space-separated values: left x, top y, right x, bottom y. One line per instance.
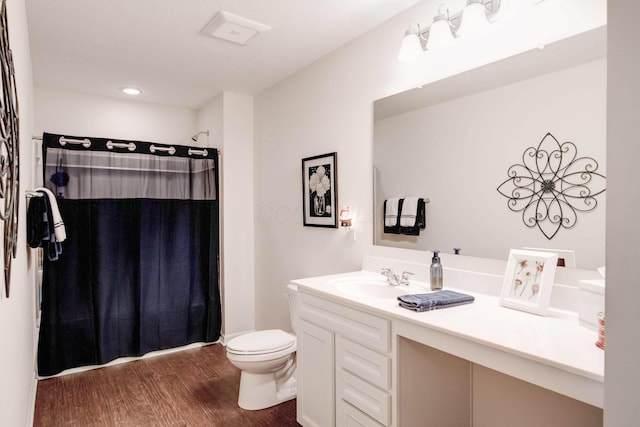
285, 283, 298, 334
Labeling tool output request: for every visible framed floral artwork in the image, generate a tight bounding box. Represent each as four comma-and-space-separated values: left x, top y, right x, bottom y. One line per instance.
499, 249, 558, 316
302, 152, 337, 228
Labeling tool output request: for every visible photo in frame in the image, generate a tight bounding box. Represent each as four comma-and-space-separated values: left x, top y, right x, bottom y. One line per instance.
500, 249, 559, 316
302, 152, 337, 228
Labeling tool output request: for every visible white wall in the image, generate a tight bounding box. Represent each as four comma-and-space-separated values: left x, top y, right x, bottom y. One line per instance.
196, 93, 223, 151
0, 0, 37, 426
16, 1, 639, 425
16, 0, 639, 425
374, 59, 606, 269
34, 87, 197, 144
198, 92, 255, 341
254, 0, 606, 331
605, 1, 640, 425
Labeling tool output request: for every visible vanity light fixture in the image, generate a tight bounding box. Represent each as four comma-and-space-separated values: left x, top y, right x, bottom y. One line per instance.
397, 0, 502, 62
122, 87, 142, 96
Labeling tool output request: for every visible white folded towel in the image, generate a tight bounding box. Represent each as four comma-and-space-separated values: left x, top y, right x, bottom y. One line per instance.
400, 197, 420, 227
385, 198, 401, 227
35, 187, 66, 242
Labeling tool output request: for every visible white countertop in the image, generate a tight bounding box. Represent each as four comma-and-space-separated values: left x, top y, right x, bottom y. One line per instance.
291, 269, 604, 407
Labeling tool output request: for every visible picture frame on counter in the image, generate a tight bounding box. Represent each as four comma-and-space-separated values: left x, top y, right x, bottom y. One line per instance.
500, 249, 558, 316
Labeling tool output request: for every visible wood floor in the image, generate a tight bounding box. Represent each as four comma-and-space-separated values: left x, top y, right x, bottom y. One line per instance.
34, 344, 299, 426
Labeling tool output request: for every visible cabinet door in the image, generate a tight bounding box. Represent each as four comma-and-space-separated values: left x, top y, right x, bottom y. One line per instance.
298, 319, 335, 427
336, 336, 390, 391
337, 400, 385, 427
337, 371, 390, 426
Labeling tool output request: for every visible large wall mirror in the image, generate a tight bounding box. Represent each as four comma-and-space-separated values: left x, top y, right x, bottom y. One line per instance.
373, 27, 606, 270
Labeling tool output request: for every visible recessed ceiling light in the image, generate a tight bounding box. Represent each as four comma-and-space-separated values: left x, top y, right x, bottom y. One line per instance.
122, 87, 142, 95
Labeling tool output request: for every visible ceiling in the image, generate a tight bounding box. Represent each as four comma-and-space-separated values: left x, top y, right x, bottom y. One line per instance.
26, 0, 423, 109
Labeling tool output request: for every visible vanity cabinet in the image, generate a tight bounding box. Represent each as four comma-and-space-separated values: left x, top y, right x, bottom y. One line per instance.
297, 291, 392, 427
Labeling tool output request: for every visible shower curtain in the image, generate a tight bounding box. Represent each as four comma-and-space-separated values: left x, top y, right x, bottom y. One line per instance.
37, 132, 221, 376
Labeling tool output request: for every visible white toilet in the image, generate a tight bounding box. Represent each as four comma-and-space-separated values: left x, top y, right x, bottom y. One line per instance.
226, 284, 298, 410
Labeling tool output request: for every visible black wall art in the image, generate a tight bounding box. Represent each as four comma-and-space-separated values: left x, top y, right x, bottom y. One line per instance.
497, 133, 605, 240
0, 0, 20, 297
302, 152, 337, 228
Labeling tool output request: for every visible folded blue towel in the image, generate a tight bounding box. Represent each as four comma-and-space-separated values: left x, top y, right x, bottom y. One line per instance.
397, 290, 475, 312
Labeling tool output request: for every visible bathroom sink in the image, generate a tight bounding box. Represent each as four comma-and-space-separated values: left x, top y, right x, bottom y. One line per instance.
329, 277, 428, 299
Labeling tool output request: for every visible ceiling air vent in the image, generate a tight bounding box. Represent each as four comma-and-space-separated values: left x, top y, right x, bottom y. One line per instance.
201, 11, 271, 45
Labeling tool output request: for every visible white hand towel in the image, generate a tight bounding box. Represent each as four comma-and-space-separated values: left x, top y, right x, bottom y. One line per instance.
400, 197, 420, 227
385, 198, 401, 227
35, 187, 66, 242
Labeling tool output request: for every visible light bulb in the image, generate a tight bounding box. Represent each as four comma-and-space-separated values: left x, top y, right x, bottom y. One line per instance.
398, 31, 423, 62
122, 87, 142, 95
457, 2, 491, 38
426, 17, 455, 50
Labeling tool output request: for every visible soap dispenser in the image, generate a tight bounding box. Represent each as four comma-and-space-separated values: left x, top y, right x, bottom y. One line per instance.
430, 250, 443, 291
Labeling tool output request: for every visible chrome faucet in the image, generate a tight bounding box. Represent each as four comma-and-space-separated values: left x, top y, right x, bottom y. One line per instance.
381, 268, 413, 286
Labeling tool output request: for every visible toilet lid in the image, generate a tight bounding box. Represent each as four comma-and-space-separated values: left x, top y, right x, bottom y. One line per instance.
227, 329, 295, 354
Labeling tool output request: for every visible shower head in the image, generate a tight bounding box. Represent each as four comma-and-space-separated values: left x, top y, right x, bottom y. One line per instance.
191, 130, 210, 142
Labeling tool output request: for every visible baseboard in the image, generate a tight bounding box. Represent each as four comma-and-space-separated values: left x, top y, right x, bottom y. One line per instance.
26, 375, 37, 427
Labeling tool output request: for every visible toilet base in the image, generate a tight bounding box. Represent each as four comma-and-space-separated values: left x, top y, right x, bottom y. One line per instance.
237, 369, 297, 410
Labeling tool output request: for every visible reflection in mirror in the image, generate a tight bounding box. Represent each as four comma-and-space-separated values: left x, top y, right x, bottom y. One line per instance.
373, 28, 606, 270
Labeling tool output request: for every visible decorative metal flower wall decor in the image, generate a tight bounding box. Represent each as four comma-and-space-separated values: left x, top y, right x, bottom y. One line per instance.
0, 0, 20, 297
497, 133, 605, 240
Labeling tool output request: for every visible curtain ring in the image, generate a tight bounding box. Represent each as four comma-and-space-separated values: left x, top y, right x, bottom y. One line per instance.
149, 145, 176, 155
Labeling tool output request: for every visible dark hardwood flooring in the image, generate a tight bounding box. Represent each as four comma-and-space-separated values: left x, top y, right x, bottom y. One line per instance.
34, 344, 299, 426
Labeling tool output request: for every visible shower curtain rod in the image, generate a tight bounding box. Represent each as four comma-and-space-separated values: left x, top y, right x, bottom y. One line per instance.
31, 135, 222, 157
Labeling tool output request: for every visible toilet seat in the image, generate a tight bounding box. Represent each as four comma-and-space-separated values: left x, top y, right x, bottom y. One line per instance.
227, 329, 296, 356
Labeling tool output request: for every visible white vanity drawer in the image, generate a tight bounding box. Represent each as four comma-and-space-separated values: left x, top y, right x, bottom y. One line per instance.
337, 336, 390, 391
337, 400, 385, 427
338, 371, 390, 426
298, 292, 390, 352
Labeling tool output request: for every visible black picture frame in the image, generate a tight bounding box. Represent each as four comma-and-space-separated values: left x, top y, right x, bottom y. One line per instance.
302, 152, 338, 228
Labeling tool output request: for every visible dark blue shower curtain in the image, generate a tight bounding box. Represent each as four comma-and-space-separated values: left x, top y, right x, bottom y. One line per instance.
37, 133, 221, 376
